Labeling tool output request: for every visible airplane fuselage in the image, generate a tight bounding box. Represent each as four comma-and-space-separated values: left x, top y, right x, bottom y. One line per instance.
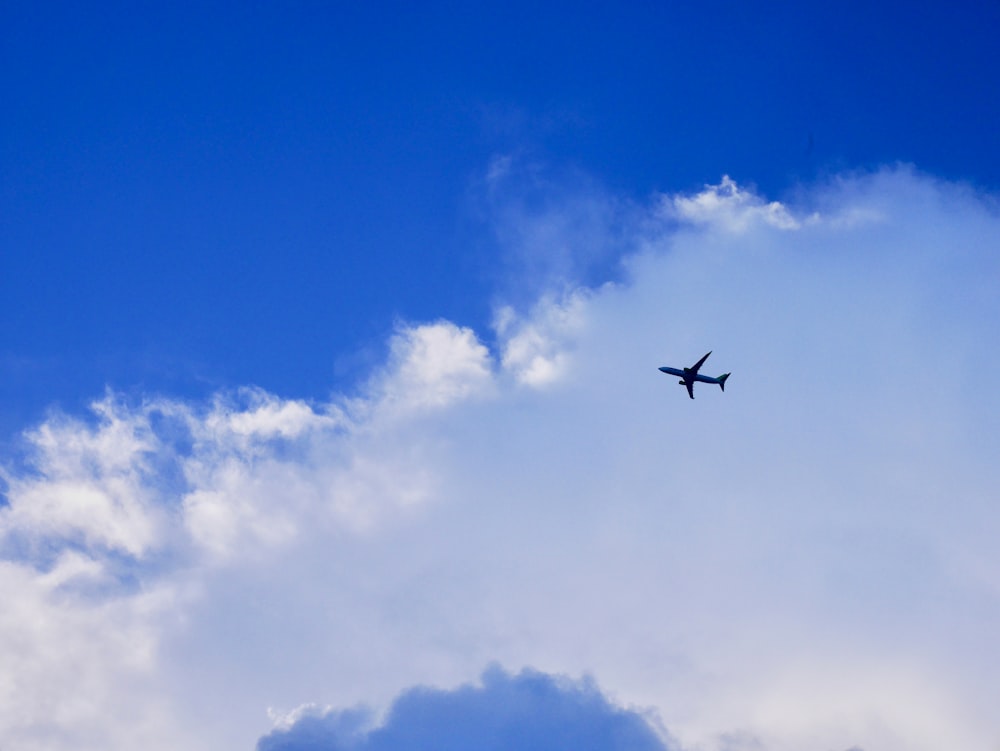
657, 366, 722, 384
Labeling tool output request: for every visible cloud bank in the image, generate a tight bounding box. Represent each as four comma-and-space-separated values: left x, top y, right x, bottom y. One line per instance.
257, 666, 671, 751
1, 166, 998, 751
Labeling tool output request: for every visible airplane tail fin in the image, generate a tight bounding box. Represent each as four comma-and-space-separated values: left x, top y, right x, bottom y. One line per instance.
718, 373, 731, 391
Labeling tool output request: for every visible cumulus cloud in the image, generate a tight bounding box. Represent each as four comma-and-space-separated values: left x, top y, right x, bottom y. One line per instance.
257, 666, 672, 751
664, 175, 810, 231
495, 291, 589, 387
366, 322, 494, 414
1, 166, 999, 751
0, 319, 502, 748
1, 395, 166, 559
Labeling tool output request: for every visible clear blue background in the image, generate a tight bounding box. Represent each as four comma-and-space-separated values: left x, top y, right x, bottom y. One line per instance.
3, 1, 999, 434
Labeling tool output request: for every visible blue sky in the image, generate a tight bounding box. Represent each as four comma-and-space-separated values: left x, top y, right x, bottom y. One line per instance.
2, 4, 1000, 751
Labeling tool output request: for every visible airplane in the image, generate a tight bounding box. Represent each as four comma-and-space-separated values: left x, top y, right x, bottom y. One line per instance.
659, 351, 730, 399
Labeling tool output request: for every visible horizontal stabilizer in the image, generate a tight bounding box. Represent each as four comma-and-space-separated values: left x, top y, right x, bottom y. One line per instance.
718, 372, 731, 391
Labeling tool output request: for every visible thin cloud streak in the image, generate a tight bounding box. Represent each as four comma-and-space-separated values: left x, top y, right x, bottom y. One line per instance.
0, 167, 998, 751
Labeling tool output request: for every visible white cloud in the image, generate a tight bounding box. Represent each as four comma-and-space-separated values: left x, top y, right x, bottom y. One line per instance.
367, 322, 495, 415
2, 168, 1000, 751
665, 175, 811, 231
0, 557, 179, 751
0, 320, 502, 748
1, 395, 165, 558
496, 291, 589, 387
202, 388, 339, 442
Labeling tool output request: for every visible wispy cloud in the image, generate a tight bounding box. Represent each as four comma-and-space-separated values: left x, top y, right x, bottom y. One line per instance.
1, 166, 998, 751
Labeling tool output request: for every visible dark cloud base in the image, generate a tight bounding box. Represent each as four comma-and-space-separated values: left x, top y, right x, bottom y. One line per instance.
257, 666, 673, 751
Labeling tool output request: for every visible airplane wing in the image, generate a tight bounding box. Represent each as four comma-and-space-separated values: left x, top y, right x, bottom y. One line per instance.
685, 381, 695, 399
690, 351, 712, 374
